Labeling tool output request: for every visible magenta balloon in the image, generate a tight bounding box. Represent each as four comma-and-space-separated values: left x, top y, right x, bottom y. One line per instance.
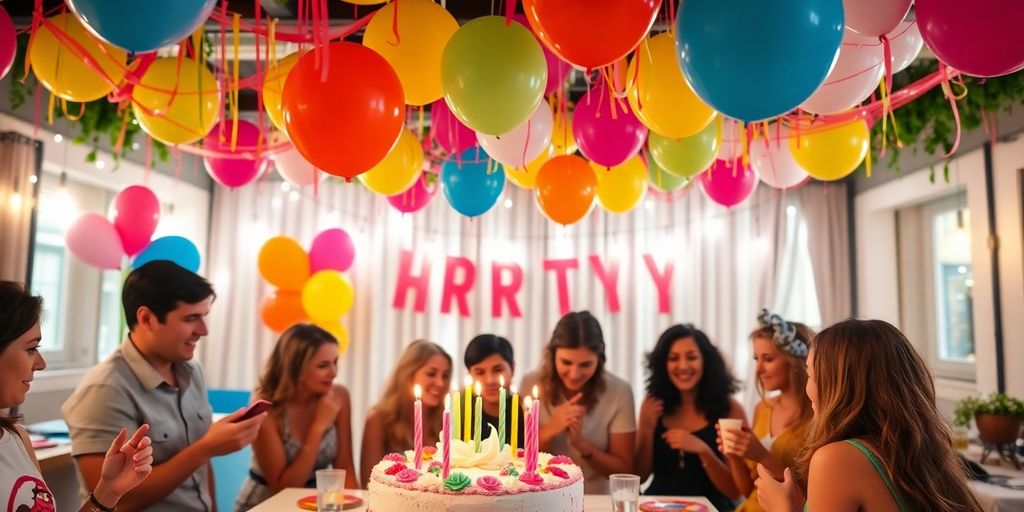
309, 228, 355, 273
0, 7, 15, 80
699, 159, 759, 208
203, 119, 269, 188
916, 0, 1024, 78
112, 185, 161, 256
387, 173, 436, 213
66, 213, 125, 269
431, 99, 476, 154
573, 85, 648, 167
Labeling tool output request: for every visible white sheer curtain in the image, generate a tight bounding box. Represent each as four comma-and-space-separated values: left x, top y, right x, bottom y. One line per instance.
200, 178, 804, 459
799, 183, 852, 326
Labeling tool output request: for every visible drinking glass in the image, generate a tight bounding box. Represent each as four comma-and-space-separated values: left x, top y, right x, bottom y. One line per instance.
316, 469, 347, 512
609, 473, 641, 512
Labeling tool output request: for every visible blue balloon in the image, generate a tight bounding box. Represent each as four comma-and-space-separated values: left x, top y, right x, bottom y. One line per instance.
133, 236, 201, 273
67, 0, 217, 53
675, 0, 844, 122
441, 147, 505, 217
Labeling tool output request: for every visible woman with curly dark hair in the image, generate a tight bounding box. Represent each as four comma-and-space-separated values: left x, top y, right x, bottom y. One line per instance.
636, 324, 744, 511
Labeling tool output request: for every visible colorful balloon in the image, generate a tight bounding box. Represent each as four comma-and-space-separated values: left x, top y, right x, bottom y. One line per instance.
315, 320, 350, 355
647, 120, 720, 179
574, 85, 647, 167
309, 228, 356, 273
0, 7, 15, 80
441, 16, 546, 135
431, 99, 476, 155
647, 155, 689, 193
132, 236, 200, 272
478, 102, 553, 169
522, 0, 661, 69
551, 110, 578, 155
387, 173, 436, 214
258, 236, 310, 291
593, 156, 648, 214
789, 119, 870, 181
30, 13, 127, 102
502, 147, 555, 190
132, 58, 220, 145
262, 52, 302, 133
842, 0, 911, 38
534, 155, 597, 225
66, 213, 124, 270
67, 0, 216, 53
283, 42, 404, 180
112, 185, 161, 256
916, 0, 1024, 78
699, 159, 759, 208
441, 147, 505, 217
628, 33, 716, 139
302, 270, 355, 322
273, 145, 325, 188
203, 120, 269, 189
749, 128, 810, 190
800, 28, 884, 115
260, 290, 307, 333
359, 129, 425, 196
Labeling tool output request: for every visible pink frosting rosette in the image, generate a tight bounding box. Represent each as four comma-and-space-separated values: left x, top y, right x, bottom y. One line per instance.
546, 466, 570, 479
548, 455, 573, 465
385, 462, 407, 475
383, 453, 408, 463
395, 468, 421, 484
475, 475, 503, 492
518, 471, 544, 486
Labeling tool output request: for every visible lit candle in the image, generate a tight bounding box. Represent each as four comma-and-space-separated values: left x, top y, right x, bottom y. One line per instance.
497, 375, 507, 451
531, 391, 541, 473
523, 396, 536, 472
510, 385, 519, 461
463, 375, 473, 443
474, 381, 483, 452
452, 389, 461, 441
442, 394, 452, 479
413, 384, 423, 470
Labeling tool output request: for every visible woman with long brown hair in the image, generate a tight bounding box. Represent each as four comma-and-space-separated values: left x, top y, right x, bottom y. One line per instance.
360, 339, 452, 488
520, 311, 636, 494
756, 319, 983, 512
718, 310, 814, 512
235, 324, 357, 510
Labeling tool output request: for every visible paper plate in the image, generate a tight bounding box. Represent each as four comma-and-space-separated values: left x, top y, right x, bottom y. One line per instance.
639, 500, 709, 511
297, 494, 364, 510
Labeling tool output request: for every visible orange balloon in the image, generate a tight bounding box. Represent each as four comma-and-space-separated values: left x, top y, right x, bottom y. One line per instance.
260, 290, 307, 332
522, 0, 662, 69
282, 42, 404, 180
258, 236, 310, 291
534, 155, 597, 225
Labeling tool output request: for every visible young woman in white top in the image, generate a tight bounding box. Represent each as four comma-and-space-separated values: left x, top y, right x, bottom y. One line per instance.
1, 281, 154, 511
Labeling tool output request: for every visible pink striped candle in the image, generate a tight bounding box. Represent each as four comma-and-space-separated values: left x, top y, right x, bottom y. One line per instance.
442, 394, 452, 479
413, 385, 423, 470
524, 397, 537, 472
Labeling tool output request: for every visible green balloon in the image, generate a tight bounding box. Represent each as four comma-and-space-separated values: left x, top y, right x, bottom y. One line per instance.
441, 16, 546, 136
648, 120, 720, 179
647, 155, 688, 192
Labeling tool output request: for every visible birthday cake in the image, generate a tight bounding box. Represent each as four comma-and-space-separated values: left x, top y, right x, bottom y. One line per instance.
367, 427, 584, 512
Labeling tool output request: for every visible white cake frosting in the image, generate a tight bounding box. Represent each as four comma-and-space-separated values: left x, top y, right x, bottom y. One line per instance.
368, 427, 584, 512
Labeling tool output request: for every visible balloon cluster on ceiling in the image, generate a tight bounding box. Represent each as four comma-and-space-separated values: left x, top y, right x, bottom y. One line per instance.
7, 0, 1023, 224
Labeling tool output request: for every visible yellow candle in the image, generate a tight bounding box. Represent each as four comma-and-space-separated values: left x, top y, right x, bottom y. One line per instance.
510, 385, 519, 460
463, 375, 473, 443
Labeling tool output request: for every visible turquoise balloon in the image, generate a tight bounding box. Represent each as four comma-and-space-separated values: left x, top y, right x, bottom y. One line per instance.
676, 0, 843, 122
133, 236, 201, 273
441, 147, 506, 217
68, 0, 217, 53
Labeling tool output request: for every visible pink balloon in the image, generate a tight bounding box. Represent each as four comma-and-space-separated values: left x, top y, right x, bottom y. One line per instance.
699, 159, 759, 208
477, 102, 553, 168
0, 7, 14, 80
66, 213, 125, 270
842, 0, 911, 38
573, 85, 647, 167
916, 0, 1024, 78
888, 21, 924, 74
510, 14, 572, 95
800, 28, 884, 115
431, 99, 476, 155
309, 228, 355, 273
112, 185, 161, 256
203, 119, 269, 188
273, 145, 326, 188
387, 173, 436, 213
749, 129, 810, 190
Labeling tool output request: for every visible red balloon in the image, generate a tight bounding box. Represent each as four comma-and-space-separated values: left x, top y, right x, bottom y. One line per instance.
523, 0, 661, 69
282, 42, 405, 180
916, 0, 1024, 78
534, 155, 597, 225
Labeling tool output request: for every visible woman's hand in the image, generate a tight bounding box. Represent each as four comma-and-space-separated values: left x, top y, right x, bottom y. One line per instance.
549, 393, 585, 433
638, 396, 664, 432
93, 425, 154, 507
662, 428, 710, 455
313, 389, 344, 432
755, 464, 801, 512
718, 423, 768, 462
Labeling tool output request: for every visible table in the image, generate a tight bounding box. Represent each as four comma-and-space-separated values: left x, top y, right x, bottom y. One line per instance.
251, 488, 719, 512
963, 443, 1024, 512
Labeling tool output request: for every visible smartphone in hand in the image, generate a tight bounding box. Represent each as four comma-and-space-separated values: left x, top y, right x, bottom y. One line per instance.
233, 399, 272, 423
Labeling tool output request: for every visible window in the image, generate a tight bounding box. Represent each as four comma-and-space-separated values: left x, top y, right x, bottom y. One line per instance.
932, 208, 974, 363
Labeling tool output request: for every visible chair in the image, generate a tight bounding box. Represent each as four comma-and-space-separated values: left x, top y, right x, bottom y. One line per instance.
208, 389, 252, 512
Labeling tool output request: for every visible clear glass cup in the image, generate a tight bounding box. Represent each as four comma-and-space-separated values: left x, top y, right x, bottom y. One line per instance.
609, 473, 641, 512
316, 469, 347, 512
953, 427, 970, 451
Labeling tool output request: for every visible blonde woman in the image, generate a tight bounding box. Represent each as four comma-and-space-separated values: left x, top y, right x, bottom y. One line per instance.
360, 340, 452, 489
718, 310, 814, 512
235, 324, 357, 510
756, 319, 983, 512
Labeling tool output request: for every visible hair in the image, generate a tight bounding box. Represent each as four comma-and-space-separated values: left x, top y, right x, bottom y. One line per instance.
463, 334, 514, 370
540, 311, 606, 410
645, 324, 739, 420
255, 324, 338, 420
750, 322, 815, 428
122, 261, 215, 331
0, 281, 44, 431
796, 319, 982, 512
374, 340, 452, 453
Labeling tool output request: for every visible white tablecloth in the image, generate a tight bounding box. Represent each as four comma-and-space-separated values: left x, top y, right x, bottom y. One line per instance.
250, 488, 719, 512
964, 444, 1024, 512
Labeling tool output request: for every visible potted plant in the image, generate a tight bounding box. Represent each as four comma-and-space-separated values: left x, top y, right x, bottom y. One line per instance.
954, 392, 1024, 445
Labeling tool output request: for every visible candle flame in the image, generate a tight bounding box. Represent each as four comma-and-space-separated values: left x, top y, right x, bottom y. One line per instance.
445, 393, 451, 411
499, 375, 505, 388
475, 381, 482, 396
464, 375, 473, 387
524, 396, 534, 410
532, 385, 539, 399
414, 384, 422, 399
510, 384, 518, 394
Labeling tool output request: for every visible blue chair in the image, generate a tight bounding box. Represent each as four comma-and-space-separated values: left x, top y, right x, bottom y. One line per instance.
208, 389, 252, 512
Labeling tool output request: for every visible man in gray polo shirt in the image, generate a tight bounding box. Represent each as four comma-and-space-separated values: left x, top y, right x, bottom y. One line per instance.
62, 261, 267, 511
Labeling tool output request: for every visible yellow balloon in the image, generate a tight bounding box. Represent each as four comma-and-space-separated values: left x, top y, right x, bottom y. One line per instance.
789, 120, 870, 181
30, 13, 127, 102
551, 110, 578, 155
628, 33, 716, 139
359, 129, 424, 196
262, 52, 302, 133
132, 58, 221, 145
302, 270, 355, 322
315, 320, 351, 355
593, 156, 648, 213
363, 0, 458, 106
504, 146, 558, 189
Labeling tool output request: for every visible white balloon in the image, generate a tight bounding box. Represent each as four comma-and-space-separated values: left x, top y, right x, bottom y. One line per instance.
719, 117, 745, 161
273, 145, 327, 187
477, 102, 553, 168
800, 28, 884, 115
843, 0, 912, 38
749, 126, 809, 190
889, 21, 924, 73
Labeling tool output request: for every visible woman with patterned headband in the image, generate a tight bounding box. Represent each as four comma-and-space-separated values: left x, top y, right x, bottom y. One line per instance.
717, 309, 814, 512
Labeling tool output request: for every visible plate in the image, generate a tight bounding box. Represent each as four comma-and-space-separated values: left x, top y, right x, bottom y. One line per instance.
297, 494, 364, 510
639, 500, 709, 511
